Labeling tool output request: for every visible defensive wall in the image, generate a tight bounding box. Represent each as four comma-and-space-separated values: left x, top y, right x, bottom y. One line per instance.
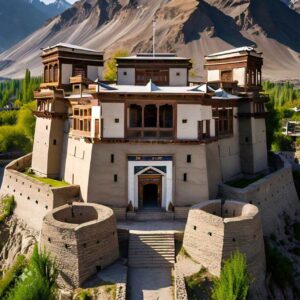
220, 154, 300, 236
183, 200, 266, 298
40, 202, 119, 288
0, 154, 80, 231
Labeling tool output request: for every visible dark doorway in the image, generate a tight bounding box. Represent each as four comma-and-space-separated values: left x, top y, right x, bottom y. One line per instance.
143, 183, 159, 208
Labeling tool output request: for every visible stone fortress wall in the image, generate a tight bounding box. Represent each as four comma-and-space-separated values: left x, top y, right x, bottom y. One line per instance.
183, 200, 266, 299
40, 202, 119, 288
0, 154, 81, 231
220, 154, 300, 236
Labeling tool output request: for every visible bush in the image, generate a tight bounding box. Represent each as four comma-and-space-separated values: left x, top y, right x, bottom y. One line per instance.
103, 50, 129, 81
0, 195, 15, 223
271, 132, 293, 151
7, 245, 57, 300
0, 255, 26, 299
212, 250, 251, 300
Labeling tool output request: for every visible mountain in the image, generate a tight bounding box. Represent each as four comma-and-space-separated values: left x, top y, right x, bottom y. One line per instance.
0, 0, 300, 81
281, 0, 300, 12
0, 0, 71, 53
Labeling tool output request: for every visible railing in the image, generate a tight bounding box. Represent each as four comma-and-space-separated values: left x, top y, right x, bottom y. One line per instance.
126, 128, 174, 139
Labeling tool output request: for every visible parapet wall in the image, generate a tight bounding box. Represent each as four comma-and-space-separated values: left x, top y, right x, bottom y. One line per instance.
40, 203, 119, 288
0, 154, 80, 231
183, 200, 266, 299
220, 155, 300, 236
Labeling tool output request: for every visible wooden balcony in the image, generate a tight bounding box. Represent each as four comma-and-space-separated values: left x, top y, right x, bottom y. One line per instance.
70, 75, 93, 85
33, 111, 68, 119
71, 129, 95, 138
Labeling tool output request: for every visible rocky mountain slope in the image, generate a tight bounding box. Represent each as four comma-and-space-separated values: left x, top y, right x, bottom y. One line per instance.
0, 0, 70, 53
0, 0, 300, 81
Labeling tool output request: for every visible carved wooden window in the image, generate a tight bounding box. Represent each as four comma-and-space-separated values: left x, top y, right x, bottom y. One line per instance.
49, 65, 53, 82
44, 66, 49, 83
54, 64, 58, 82
213, 108, 233, 136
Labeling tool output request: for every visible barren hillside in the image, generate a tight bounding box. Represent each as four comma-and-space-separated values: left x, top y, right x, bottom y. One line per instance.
0, 0, 300, 81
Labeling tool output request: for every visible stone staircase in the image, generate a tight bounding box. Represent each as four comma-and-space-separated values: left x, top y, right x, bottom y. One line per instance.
128, 231, 175, 268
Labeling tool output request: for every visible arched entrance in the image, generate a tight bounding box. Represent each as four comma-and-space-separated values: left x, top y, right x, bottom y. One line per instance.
138, 174, 162, 209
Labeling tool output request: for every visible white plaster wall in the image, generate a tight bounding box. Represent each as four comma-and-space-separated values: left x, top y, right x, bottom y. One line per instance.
117, 68, 135, 85
252, 118, 268, 173
61, 64, 72, 84
177, 105, 213, 139
207, 70, 220, 82
61, 137, 93, 200
169, 68, 188, 86
102, 103, 125, 138
91, 106, 101, 138
233, 67, 245, 86
87, 66, 103, 81
218, 108, 241, 180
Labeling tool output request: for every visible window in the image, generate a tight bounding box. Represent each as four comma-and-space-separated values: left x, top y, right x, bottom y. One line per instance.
53, 139, 57, 145
182, 119, 187, 124
111, 154, 114, 163
74, 65, 86, 78
44, 66, 49, 83
115, 118, 119, 123
54, 64, 58, 82
129, 104, 142, 128
187, 155, 191, 163
159, 105, 173, 128
123, 71, 127, 76
213, 108, 233, 136
114, 174, 118, 182
183, 173, 187, 182
144, 105, 157, 127
176, 72, 180, 76
49, 65, 53, 82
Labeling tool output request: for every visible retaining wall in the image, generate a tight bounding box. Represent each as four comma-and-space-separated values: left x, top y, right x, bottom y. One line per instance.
0, 154, 80, 231
220, 155, 300, 236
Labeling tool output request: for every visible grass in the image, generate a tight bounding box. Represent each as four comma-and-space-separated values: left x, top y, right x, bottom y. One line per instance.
24, 171, 69, 188
185, 268, 213, 300
226, 174, 265, 188
105, 283, 116, 299
0, 255, 26, 299
0, 195, 15, 223
74, 283, 116, 300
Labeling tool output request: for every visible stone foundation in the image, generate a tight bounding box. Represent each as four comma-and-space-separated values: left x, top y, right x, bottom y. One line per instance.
40, 202, 119, 288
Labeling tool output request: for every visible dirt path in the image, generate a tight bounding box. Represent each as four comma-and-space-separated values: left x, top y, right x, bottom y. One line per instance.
128, 268, 173, 300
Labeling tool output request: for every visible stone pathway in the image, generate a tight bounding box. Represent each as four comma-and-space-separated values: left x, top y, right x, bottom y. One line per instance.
128, 267, 173, 300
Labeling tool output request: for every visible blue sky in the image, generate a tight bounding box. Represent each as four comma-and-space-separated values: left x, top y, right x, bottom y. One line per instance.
43, 0, 77, 4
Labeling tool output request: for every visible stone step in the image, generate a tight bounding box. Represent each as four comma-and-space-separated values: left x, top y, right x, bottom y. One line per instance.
128, 231, 175, 268
127, 211, 174, 221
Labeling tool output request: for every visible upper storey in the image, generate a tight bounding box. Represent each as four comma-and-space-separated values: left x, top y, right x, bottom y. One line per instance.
204, 47, 263, 92
41, 43, 104, 89
116, 53, 192, 86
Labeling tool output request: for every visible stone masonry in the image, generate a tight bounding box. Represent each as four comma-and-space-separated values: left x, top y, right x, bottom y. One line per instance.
40, 202, 119, 288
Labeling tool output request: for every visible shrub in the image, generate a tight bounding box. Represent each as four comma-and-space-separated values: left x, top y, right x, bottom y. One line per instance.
0, 255, 26, 299
0, 195, 15, 223
103, 50, 129, 81
212, 250, 251, 300
271, 132, 293, 151
7, 245, 57, 300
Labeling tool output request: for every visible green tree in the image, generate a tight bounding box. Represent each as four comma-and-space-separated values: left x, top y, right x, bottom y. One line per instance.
103, 50, 129, 81
7, 245, 57, 300
212, 250, 251, 300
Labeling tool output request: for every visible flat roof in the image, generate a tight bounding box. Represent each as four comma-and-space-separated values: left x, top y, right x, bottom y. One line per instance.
205, 46, 262, 59
42, 43, 103, 55
117, 53, 190, 61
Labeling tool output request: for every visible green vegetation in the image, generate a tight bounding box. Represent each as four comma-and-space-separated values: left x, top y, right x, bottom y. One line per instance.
265, 241, 293, 289
185, 268, 213, 300
0, 70, 41, 154
226, 174, 264, 188
262, 81, 300, 150
0, 195, 15, 223
0, 255, 26, 299
74, 283, 116, 300
212, 250, 251, 300
7, 245, 57, 300
25, 171, 69, 187
103, 50, 129, 81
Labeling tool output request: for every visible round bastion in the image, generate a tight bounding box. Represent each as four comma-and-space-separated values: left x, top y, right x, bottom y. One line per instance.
183, 200, 266, 296
40, 202, 119, 288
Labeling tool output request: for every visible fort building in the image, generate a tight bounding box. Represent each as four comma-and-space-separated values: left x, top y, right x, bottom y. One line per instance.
30, 44, 268, 216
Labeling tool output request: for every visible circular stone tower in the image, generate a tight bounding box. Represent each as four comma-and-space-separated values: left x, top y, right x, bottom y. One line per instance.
183, 200, 266, 297
40, 202, 119, 288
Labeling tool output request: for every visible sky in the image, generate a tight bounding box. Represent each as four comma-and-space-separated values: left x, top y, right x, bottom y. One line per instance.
43, 0, 77, 4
